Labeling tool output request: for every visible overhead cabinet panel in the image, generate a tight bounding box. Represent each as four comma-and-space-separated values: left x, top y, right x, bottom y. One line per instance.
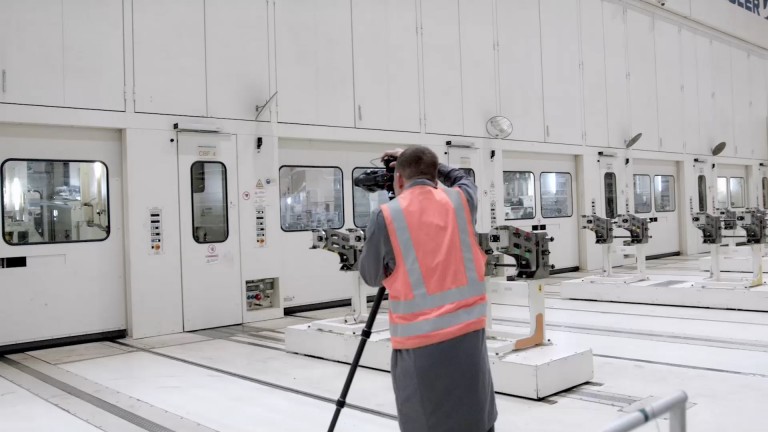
0, 0, 64, 106
627, 10, 659, 151
205, 0, 271, 121
654, 19, 683, 153
276, 0, 355, 127
580, 0, 609, 148
458, 0, 497, 138
421, 0, 463, 135
497, 0, 544, 142
602, 3, 630, 149
352, 0, 420, 132
540, 0, 583, 145
133, 0, 207, 116
712, 40, 735, 156
681, 29, 700, 155
731, 49, 751, 158
696, 36, 716, 155
750, 55, 768, 160
63, 0, 125, 111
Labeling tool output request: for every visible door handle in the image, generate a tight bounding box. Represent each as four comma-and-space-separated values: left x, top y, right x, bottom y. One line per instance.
2, 69, 6, 93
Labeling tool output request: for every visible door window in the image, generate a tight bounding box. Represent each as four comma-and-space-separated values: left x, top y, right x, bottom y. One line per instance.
698, 175, 707, 212
716, 177, 729, 208
280, 166, 344, 231
729, 177, 746, 208
2, 159, 110, 245
352, 167, 389, 228
191, 161, 228, 243
604, 172, 617, 219
633, 175, 652, 214
763, 177, 768, 209
503, 171, 535, 220
540, 172, 573, 218
653, 175, 676, 212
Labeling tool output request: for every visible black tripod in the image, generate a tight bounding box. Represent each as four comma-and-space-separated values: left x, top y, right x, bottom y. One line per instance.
327, 286, 387, 432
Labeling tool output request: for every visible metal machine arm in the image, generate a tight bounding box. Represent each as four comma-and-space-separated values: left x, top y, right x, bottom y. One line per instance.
480, 226, 555, 280
737, 209, 768, 244
691, 212, 722, 244
581, 214, 614, 244
311, 228, 366, 271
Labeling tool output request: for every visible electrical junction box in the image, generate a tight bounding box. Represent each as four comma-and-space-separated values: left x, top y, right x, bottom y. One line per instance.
245, 278, 278, 310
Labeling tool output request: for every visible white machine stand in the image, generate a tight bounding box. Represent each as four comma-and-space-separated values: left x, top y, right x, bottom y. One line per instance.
562, 211, 768, 311
287, 227, 594, 400
698, 208, 768, 273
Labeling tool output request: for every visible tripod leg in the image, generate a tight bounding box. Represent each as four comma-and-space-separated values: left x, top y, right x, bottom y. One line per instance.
328, 286, 387, 432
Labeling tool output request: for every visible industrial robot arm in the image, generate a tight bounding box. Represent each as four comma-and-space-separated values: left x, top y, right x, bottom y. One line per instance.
692, 209, 766, 285
310, 228, 366, 271
481, 225, 554, 353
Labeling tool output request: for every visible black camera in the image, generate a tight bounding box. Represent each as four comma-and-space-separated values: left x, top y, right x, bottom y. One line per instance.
353, 155, 397, 200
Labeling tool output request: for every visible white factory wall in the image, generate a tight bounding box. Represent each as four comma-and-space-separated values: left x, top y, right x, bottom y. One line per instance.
2, 0, 768, 339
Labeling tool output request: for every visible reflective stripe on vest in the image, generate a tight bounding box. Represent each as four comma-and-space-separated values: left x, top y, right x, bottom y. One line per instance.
385, 187, 486, 341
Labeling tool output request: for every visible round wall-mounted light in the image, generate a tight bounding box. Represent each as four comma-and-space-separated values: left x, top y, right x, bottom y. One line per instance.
486, 116, 513, 139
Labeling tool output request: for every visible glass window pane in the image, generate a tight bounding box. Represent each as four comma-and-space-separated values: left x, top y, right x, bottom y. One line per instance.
280, 166, 344, 231
352, 167, 389, 228
458, 168, 475, 183
729, 177, 745, 208
653, 175, 676, 212
762, 177, 768, 209
716, 177, 729, 208
503, 171, 535, 220
191, 161, 228, 243
2, 160, 109, 245
540, 172, 573, 218
633, 175, 652, 214
604, 172, 617, 219
698, 175, 707, 212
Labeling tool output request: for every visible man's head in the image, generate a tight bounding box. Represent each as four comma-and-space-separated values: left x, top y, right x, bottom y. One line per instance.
393, 146, 438, 196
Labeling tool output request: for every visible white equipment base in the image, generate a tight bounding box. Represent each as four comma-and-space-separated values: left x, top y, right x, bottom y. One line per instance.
561, 275, 768, 311
699, 255, 768, 273
285, 315, 594, 400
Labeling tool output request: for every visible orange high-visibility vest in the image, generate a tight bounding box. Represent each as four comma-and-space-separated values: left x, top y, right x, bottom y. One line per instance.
381, 185, 488, 350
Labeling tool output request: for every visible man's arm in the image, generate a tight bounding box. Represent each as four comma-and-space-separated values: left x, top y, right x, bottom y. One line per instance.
358, 208, 394, 287
438, 164, 479, 224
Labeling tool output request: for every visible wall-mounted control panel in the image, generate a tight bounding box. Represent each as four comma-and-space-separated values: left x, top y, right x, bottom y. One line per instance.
255, 205, 266, 247
245, 278, 278, 311
149, 208, 163, 255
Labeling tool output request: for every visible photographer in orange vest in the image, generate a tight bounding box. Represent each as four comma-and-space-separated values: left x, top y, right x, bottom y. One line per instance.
359, 146, 497, 432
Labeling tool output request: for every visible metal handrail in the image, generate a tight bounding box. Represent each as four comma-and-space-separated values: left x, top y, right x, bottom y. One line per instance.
602, 391, 688, 432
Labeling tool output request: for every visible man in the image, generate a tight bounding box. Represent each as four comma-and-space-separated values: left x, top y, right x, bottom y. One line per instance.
359, 146, 497, 432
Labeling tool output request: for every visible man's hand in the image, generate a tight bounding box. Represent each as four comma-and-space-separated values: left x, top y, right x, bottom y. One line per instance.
381, 148, 404, 164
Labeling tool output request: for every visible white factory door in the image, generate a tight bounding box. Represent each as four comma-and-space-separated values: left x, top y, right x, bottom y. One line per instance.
692, 161, 715, 254
597, 156, 632, 266
633, 159, 680, 257
501, 152, 579, 271
0, 125, 125, 348
716, 164, 750, 246
178, 133, 242, 331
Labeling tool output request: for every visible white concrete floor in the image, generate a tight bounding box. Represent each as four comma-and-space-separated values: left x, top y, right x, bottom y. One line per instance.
1, 255, 767, 431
